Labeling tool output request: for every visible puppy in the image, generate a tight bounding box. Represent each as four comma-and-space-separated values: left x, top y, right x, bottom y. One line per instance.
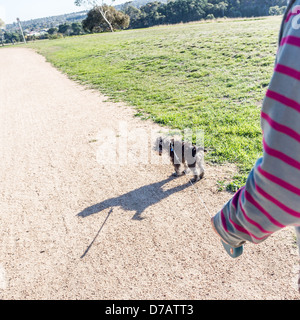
155, 136, 205, 182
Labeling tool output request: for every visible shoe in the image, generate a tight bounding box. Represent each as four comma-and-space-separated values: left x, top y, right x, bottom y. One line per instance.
221, 241, 243, 258
211, 217, 244, 258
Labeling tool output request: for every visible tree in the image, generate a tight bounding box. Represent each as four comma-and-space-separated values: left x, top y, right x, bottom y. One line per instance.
122, 5, 142, 28
269, 5, 286, 15
71, 22, 84, 35
82, 5, 129, 32
47, 27, 58, 35
4, 31, 21, 44
75, 0, 116, 32
58, 23, 72, 36
218, 1, 228, 17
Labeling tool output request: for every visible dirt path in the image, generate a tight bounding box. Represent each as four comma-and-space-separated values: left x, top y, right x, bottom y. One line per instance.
0, 47, 299, 300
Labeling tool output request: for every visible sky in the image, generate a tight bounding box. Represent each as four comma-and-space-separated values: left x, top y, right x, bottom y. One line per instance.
0, 0, 126, 25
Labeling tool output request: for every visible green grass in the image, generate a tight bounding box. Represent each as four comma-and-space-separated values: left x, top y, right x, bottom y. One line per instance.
27, 16, 282, 191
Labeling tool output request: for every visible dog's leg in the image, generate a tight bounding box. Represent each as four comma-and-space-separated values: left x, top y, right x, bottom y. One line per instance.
173, 163, 185, 177
188, 163, 199, 182
183, 161, 191, 175
197, 154, 205, 180
194, 163, 205, 180
192, 174, 201, 182
199, 167, 205, 179
188, 163, 204, 182
193, 165, 205, 182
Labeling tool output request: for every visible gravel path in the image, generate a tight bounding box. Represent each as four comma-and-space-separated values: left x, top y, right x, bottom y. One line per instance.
0, 47, 299, 300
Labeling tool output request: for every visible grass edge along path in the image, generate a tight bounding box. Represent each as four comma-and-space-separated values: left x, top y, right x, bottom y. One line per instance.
27, 16, 282, 191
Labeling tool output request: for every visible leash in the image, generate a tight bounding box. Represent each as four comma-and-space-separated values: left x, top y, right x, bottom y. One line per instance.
171, 144, 213, 217
188, 178, 244, 258
150, 138, 243, 258
188, 179, 212, 218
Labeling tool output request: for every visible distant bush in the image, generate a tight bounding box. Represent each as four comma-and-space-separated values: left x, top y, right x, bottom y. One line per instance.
47, 27, 58, 35
3, 31, 22, 43
49, 33, 64, 40
206, 14, 215, 20
269, 6, 287, 16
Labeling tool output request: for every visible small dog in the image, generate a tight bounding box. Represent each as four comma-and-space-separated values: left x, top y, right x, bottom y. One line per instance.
154, 136, 205, 182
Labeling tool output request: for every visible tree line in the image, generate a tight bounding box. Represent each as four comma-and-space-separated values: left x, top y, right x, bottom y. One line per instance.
5, 11, 87, 32
0, 22, 85, 44
1, 0, 288, 44
121, 0, 287, 29
79, 0, 288, 33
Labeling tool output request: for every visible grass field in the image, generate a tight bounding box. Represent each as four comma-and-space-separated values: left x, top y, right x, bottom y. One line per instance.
27, 16, 282, 191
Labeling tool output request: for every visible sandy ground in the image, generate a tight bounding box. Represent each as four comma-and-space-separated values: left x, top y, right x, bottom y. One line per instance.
0, 47, 299, 300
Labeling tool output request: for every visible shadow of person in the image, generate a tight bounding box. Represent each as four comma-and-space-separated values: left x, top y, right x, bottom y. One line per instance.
77, 175, 193, 220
